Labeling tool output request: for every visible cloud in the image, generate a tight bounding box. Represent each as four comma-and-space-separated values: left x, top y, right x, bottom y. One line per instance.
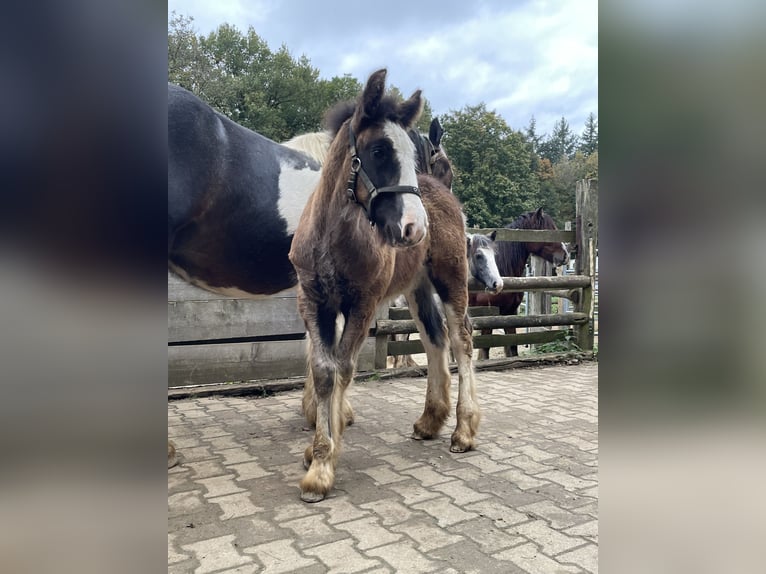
168, 0, 597, 134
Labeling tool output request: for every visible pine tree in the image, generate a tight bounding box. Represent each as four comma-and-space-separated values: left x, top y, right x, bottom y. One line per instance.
539, 117, 578, 163
525, 115, 543, 153
579, 112, 598, 155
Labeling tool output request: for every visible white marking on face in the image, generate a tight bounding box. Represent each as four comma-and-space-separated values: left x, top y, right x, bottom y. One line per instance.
479, 246, 502, 287
383, 121, 428, 242
561, 242, 570, 262
277, 162, 322, 234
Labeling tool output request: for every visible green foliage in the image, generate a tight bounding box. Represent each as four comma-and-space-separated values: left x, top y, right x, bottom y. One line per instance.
441, 104, 541, 227
538, 116, 579, 164
531, 331, 580, 354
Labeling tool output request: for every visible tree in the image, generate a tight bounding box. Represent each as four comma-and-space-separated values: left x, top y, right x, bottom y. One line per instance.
441, 104, 540, 227
525, 115, 543, 154
539, 117, 578, 163
578, 112, 598, 155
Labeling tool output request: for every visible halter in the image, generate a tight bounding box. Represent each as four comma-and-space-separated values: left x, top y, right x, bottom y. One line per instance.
346, 124, 421, 222
412, 132, 447, 176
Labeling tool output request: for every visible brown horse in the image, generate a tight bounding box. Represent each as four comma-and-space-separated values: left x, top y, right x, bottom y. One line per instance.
471, 208, 569, 359
289, 70, 479, 502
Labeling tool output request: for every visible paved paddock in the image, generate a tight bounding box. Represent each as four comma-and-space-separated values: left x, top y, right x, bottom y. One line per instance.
168, 362, 598, 573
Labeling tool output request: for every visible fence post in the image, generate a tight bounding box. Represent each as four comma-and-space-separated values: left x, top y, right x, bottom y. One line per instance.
527, 256, 552, 351
575, 179, 598, 350
373, 301, 391, 369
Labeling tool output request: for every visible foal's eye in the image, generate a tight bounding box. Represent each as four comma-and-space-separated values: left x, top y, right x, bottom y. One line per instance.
371, 147, 384, 159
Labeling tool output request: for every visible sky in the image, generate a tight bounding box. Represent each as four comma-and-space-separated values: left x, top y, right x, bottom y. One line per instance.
167, 0, 597, 138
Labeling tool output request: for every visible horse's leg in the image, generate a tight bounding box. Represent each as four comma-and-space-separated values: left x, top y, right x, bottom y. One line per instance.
504, 326, 519, 357
303, 338, 353, 428
300, 304, 375, 502
443, 302, 481, 453
477, 328, 491, 360
405, 283, 451, 440
504, 306, 519, 357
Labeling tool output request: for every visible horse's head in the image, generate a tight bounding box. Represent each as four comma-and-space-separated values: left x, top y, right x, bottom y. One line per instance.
409, 117, 454, 191
515, 207, 570, 266
324, 69, 428, 247
467, 231, 503, 294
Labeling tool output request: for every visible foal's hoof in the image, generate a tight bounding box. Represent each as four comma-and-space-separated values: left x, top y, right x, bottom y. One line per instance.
449, 437, 476, 453
167, 440, 179, 469
411, 421, 438, 441
300, 490, 326, 503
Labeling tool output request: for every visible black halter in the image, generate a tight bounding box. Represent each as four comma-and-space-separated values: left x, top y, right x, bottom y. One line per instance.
346, 124, 421, 221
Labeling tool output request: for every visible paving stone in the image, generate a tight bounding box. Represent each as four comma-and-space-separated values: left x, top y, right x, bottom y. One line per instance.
359, 464, 408, 485
535, 470, 597, 492
334, 516, 402, 550
243, 538, 317, 574
557, 542, 599, 573
196, 475, 246, 499
282, 513, 346, 549
360, 498, 412, 526
365, 540, 443, 573
411, 495, 478, 527
390, 519, 464, 552
517, 500, 588, 529
168, 363, 598, 574
182, 534, 252, 574
565, 519, 598, 541
303, 539, 383, 573
509, 518, 584, 555
209, 492, 264, 520
494, 542, 582, 574
451, 516, 525, 553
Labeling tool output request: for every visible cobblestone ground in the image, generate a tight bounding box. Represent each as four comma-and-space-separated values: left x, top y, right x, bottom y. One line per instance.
168, 362, 598, 573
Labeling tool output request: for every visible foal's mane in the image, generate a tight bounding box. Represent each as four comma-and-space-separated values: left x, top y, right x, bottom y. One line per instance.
323, 93, 422, 136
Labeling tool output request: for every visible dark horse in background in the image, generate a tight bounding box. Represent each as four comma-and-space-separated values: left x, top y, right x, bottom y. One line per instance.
291, 70, 479, 502
470, 208, 569, 359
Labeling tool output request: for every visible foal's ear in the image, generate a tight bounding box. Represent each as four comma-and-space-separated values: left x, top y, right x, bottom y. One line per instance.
399, 89, 424, 128
535, 207, 544, 219
466, 234, 473, 253
360, 68, 387, 120
489, 230, 497, 241
429, 117, 444, 147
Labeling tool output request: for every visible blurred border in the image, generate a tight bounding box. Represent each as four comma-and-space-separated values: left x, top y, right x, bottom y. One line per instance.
600, 1, 765, 572
1, 1, 167, 573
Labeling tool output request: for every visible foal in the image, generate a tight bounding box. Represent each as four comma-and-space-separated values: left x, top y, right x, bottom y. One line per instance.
289, 70, 479, 502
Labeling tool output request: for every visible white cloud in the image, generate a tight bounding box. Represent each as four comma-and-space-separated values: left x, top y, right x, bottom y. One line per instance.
168, 0, 597, 134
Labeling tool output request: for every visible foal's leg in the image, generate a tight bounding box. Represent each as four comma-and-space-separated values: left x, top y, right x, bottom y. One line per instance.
300, 320, 342, 502
405, 284, 451, 440
443, 303, 481, 452
303, 338, 354, 428
300, 304, 376, 502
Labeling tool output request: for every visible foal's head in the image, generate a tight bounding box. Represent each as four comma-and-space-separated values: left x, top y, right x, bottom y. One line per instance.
324, 69, 428, 247
409, 117, 454, 191
467, 231, 503, 294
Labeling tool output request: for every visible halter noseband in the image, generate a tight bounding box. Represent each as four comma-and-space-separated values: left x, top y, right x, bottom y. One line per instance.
346, 124, 421, 221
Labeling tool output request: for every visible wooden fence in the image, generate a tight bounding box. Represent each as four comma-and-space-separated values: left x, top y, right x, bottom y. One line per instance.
168, 179, 597, 387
